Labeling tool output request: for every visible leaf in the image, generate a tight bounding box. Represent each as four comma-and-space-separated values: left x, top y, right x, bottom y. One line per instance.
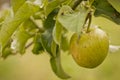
11, 18, 38, 54
60, 34, 69, 51
0, 1, 40, 51
23, 18, 38, 34
44, 0, 67, 16
11, 0, 26, 13
40, 29, 53, 56
107, 0, 120, 13
58, 5, 90, 33
93, 0, 120, 24
41, 9, 57, 56
2, 47, 13, 59
89, 0, 94, 5
51, 40, 58, 57
43, 9, 57, 29
11, 26, 31, 54
32, 33, 44, 55
1, 40, 13, 59
50, 51, 71, 79
0, 10, 10, 23
53, 21, 70, 51
44, 0, 60, 16
28, 0, 36, 2
40, 27, 70, 79
52, 21, 63, 45
41, 29, 59, 57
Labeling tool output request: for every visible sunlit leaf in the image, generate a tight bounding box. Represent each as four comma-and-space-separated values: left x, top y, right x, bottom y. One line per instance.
0, 10, 10, 23
58, 5, 90, 33
44, 0, 68, 16
0, 1, 40, 51
11, 18, 38, 54
23, 18, 38, 35
107, 0, 120, 13
11, 26, 31, 54
52, 21, 63, 45
45, 0, 60, 16
60, 34, 69, 51
11, 0, 26, 13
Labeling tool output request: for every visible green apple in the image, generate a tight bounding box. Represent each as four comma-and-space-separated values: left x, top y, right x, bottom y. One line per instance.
70, 26, 109, 68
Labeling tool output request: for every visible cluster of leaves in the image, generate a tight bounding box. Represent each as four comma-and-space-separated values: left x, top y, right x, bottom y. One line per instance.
0, 0, 120, 79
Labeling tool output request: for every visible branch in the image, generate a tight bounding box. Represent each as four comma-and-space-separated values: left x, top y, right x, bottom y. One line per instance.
25, 41, 33, 49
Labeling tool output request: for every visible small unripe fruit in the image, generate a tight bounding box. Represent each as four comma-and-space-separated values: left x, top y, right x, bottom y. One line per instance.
70, 26, 109, 68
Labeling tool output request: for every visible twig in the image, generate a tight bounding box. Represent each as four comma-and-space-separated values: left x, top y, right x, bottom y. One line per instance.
25, 41, 33, 49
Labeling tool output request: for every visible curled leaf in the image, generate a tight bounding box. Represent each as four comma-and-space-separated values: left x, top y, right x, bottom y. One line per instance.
50, 51, 71, 79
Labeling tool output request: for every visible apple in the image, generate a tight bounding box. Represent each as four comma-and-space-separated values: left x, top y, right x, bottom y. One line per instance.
69, 26, 109, 68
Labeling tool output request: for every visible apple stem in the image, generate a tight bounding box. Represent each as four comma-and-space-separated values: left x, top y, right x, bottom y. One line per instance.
86, 11, 92, 33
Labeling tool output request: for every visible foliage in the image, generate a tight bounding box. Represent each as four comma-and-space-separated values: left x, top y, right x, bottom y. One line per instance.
0, 0, 120, 79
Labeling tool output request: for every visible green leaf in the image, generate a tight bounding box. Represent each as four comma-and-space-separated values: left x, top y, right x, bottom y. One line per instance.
1, 40, 14, 59
93, 0, 120, 24
107, 0, 120, 13
0, 1, 40, 51
28, 0, 36, 2
23, 18, 38, 34
41, 9, 57, 56
44, 0, 67, 16
89, 0, 94, 5
52, 21, 63, 45
60, 34, 69, 51
58, 5, 90, 33
11, 18, 38, 54
2, 47, 13, 59
51, 40, 58, 57
11, 0, 26, 13
0, 10, 10, 23
1, 42, 12, 59
43, 9, 57, 29
40, 29, 53, 56
32, 33, 44, 55
41, 29, 59, 57
44, 0, 60, 16
50, 51, 71, 79
11, 26, 31, 54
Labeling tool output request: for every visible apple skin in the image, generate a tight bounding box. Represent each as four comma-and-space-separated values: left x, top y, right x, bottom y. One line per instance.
70, 27, 109, 68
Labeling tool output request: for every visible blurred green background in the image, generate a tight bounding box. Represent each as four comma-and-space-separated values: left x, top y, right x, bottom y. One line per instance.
0, 0, 120, 80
